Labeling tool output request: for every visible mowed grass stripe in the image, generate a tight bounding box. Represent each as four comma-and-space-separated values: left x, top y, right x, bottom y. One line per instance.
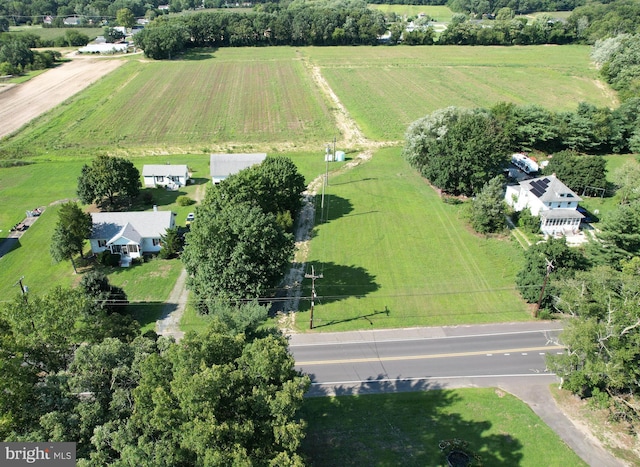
300, 148, 527, 331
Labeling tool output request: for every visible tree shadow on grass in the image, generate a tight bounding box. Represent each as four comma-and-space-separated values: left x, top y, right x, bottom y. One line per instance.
128, 301, 165, 330
181, 48, 218, 61
296, 261, 379, 314
301, 376, 524, 466
313, 194, 353, 224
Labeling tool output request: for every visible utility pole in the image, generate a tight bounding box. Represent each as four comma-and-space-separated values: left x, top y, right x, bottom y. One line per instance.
14, 276, 27, 304
534, 259, 554, 318
322, 144, 330, 211
305, 265, 323, 329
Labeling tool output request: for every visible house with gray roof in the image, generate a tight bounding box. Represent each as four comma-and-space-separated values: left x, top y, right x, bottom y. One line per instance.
142, 164, 189, 189
209, 153, 267, 184
505, 174, 583, 236
89, 210, 174, 266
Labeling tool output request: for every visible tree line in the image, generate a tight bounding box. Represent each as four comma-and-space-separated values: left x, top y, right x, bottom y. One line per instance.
0, 32, 69, 75
403, 99, 640, 197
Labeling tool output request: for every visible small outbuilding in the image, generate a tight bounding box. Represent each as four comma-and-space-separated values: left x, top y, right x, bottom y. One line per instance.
142, 164, 189, 189
209, 153, 267, 184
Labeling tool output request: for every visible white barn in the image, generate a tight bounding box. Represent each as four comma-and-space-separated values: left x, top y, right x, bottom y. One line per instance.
505, 174, 583, 236
142, 165, 189, 189
209, 153, 267, 184
89, 211, 174, 266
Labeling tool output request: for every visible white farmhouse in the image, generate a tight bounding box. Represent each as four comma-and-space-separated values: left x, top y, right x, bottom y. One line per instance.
142, 164, 189, 190
505, 174, 583, 236
89, 210, 174, 266
210, 153, 267, 184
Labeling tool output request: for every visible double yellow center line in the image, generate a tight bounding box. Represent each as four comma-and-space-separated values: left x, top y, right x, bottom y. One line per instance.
296, 345, 564, 366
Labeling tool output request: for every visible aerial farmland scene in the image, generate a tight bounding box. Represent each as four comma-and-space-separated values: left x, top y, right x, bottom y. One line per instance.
0, 1, 639, 465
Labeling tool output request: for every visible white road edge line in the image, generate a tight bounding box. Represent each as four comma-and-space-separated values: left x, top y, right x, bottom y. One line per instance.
310, 373, 558, 386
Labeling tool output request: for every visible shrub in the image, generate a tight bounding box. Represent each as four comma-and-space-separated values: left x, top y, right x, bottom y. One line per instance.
176, 195, 194, 206
517, 209, 540, 234
98, 250, 120, 267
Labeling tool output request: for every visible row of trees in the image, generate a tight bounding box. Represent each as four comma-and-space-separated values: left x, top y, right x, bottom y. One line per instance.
438, 14, 576, 45
0, 34, 63, 75
182, 156, 306, 312
403, 99, 640, 197
446, 0, 584, 16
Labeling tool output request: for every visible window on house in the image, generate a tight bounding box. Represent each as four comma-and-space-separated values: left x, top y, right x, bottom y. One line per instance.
112, 245, 121, 253
153, 238, 161, 246
129, 244, 139, 253
156, 176, 164, 182
97, 240, 107, 247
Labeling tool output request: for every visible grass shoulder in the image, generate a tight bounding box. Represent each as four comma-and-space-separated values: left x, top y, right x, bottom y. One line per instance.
301, 388, 587, 466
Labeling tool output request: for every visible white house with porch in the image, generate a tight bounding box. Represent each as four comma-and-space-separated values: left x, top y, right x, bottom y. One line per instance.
505, 174, 584, 236
89, 211, 174, 266
210, 153, 267, 184
142, 165, 189, 190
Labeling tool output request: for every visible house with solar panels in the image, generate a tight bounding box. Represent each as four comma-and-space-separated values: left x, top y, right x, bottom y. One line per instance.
505, 174, 583, 236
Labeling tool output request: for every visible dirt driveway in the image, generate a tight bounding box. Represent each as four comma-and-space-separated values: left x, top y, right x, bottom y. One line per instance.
0, 54, 125, 139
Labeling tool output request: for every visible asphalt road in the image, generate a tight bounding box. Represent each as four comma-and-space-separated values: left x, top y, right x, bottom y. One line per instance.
291, 322, 564, 397
291, 322, 625, 466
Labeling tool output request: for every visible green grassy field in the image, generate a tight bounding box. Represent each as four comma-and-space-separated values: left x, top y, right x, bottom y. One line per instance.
8, 25, 102, 42
369, 4, 454, 21
302, 45, 616, 141
296, 147, 529, 332
301, 389, 586, 466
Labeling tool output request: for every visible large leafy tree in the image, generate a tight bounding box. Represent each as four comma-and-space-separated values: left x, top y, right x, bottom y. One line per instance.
208, 156, 305, 231
548, 266, 640, 429
77, 155, 141, 210
116, 8, 136, 29
73, 321, 308, 465
471, 175, 507, 234
182, 201, 294, 307
403, 108, 510, 196
134, 22, 190, 60
50, 202, 92, 273
515, 238, 590, 309
79, 271, 128, 315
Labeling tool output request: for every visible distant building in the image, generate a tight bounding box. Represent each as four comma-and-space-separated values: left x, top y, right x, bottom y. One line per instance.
209, 153, 267, 184
505, 174, 583, 236
142, 164, 189, 189
63, 16, 81, 26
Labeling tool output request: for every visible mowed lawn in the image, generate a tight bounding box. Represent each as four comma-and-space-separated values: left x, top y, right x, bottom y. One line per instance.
297, 147, 529, 331
1, 48, 336, 158
302, 45, 617, 141
301, 389, 586, 466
